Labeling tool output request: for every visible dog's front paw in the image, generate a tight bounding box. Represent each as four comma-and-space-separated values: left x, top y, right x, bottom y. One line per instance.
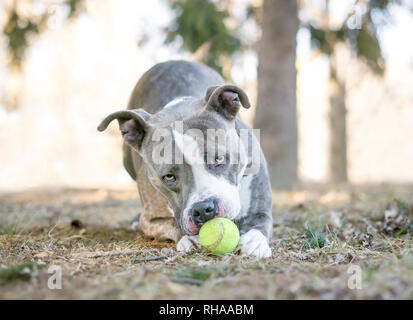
176, 235, 200, 253
239, 229, 272, 259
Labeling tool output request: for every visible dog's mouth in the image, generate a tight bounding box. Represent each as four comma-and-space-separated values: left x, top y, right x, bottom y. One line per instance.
181, 200, 229, 235
184, 214, 200, 235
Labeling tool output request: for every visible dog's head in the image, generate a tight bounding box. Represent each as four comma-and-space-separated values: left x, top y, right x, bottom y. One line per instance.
98, 85, 254, 235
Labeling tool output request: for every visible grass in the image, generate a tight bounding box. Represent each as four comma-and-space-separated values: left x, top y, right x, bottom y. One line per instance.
0, 262, 41, 283
169, 266, 216, 285
303, 228, 326, 249
0, 185, 412, 299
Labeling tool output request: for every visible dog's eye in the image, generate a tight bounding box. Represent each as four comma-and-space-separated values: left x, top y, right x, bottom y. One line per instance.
214, 155, 225, 166
162, 174, 176, 182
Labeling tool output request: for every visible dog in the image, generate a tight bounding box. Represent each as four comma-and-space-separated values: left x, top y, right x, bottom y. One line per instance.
98, 60, 273, 258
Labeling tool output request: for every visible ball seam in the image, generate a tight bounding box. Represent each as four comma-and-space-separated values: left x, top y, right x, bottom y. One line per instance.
202, 219, 224, 250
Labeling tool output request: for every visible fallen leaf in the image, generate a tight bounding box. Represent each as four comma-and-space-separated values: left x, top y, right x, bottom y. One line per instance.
34, 251, 53, 258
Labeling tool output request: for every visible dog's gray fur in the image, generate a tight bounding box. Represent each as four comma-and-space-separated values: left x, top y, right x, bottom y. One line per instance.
98, 60, 273, 258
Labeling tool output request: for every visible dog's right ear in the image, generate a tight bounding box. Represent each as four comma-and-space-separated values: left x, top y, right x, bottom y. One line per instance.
97, 109, 152, 150
204, 85, 251, 121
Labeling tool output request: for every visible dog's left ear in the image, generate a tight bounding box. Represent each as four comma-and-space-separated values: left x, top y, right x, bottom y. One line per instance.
204, 85, 251, 121
97, 109, 152, 151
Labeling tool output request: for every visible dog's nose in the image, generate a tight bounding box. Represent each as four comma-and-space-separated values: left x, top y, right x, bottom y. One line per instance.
192, 199, 217, 224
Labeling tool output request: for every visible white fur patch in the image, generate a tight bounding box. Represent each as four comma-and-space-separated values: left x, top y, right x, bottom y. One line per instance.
163, 97, 189, 109
173, 130, 241, 220
176, 235, 200, 253
236, 133, 248, 182
238, 174, 253, 218
239, 229, 271, 258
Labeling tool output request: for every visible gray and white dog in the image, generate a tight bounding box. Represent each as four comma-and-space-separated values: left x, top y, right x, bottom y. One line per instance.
98, 60, 273, 258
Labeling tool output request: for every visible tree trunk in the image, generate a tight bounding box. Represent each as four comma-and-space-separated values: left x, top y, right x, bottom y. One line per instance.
254, 0, 298, 189
328, 50, 348, 183
4, 64, 22, 110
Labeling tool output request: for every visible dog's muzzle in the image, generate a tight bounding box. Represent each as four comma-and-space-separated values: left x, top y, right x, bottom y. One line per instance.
191, 198, 218, 226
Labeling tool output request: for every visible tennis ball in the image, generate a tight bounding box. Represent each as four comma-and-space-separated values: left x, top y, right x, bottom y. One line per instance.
198, 217, 240, 255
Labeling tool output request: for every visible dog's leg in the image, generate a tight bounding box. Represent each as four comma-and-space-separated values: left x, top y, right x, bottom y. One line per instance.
176, 235, 200, 253
239, 228, 272, 258
238, 214, 273, 259
135, 164, 181, 242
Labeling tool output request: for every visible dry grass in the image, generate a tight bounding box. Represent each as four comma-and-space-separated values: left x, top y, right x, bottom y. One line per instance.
1, 185, 413, 299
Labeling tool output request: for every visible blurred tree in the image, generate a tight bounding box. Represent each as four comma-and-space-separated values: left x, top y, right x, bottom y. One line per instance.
165, 0, 241, 78
253, 0, 299, 189
2, 0, 84, 110
303, 0, 397, 183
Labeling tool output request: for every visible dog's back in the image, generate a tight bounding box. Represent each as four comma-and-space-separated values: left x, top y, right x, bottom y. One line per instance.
127, 60, 224, 113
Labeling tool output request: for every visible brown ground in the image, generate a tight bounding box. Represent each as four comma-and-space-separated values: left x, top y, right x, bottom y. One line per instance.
1, 185, 412, 299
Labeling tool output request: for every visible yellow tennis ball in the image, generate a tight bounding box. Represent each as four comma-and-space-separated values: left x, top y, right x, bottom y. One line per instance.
198, 217, 240, 255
